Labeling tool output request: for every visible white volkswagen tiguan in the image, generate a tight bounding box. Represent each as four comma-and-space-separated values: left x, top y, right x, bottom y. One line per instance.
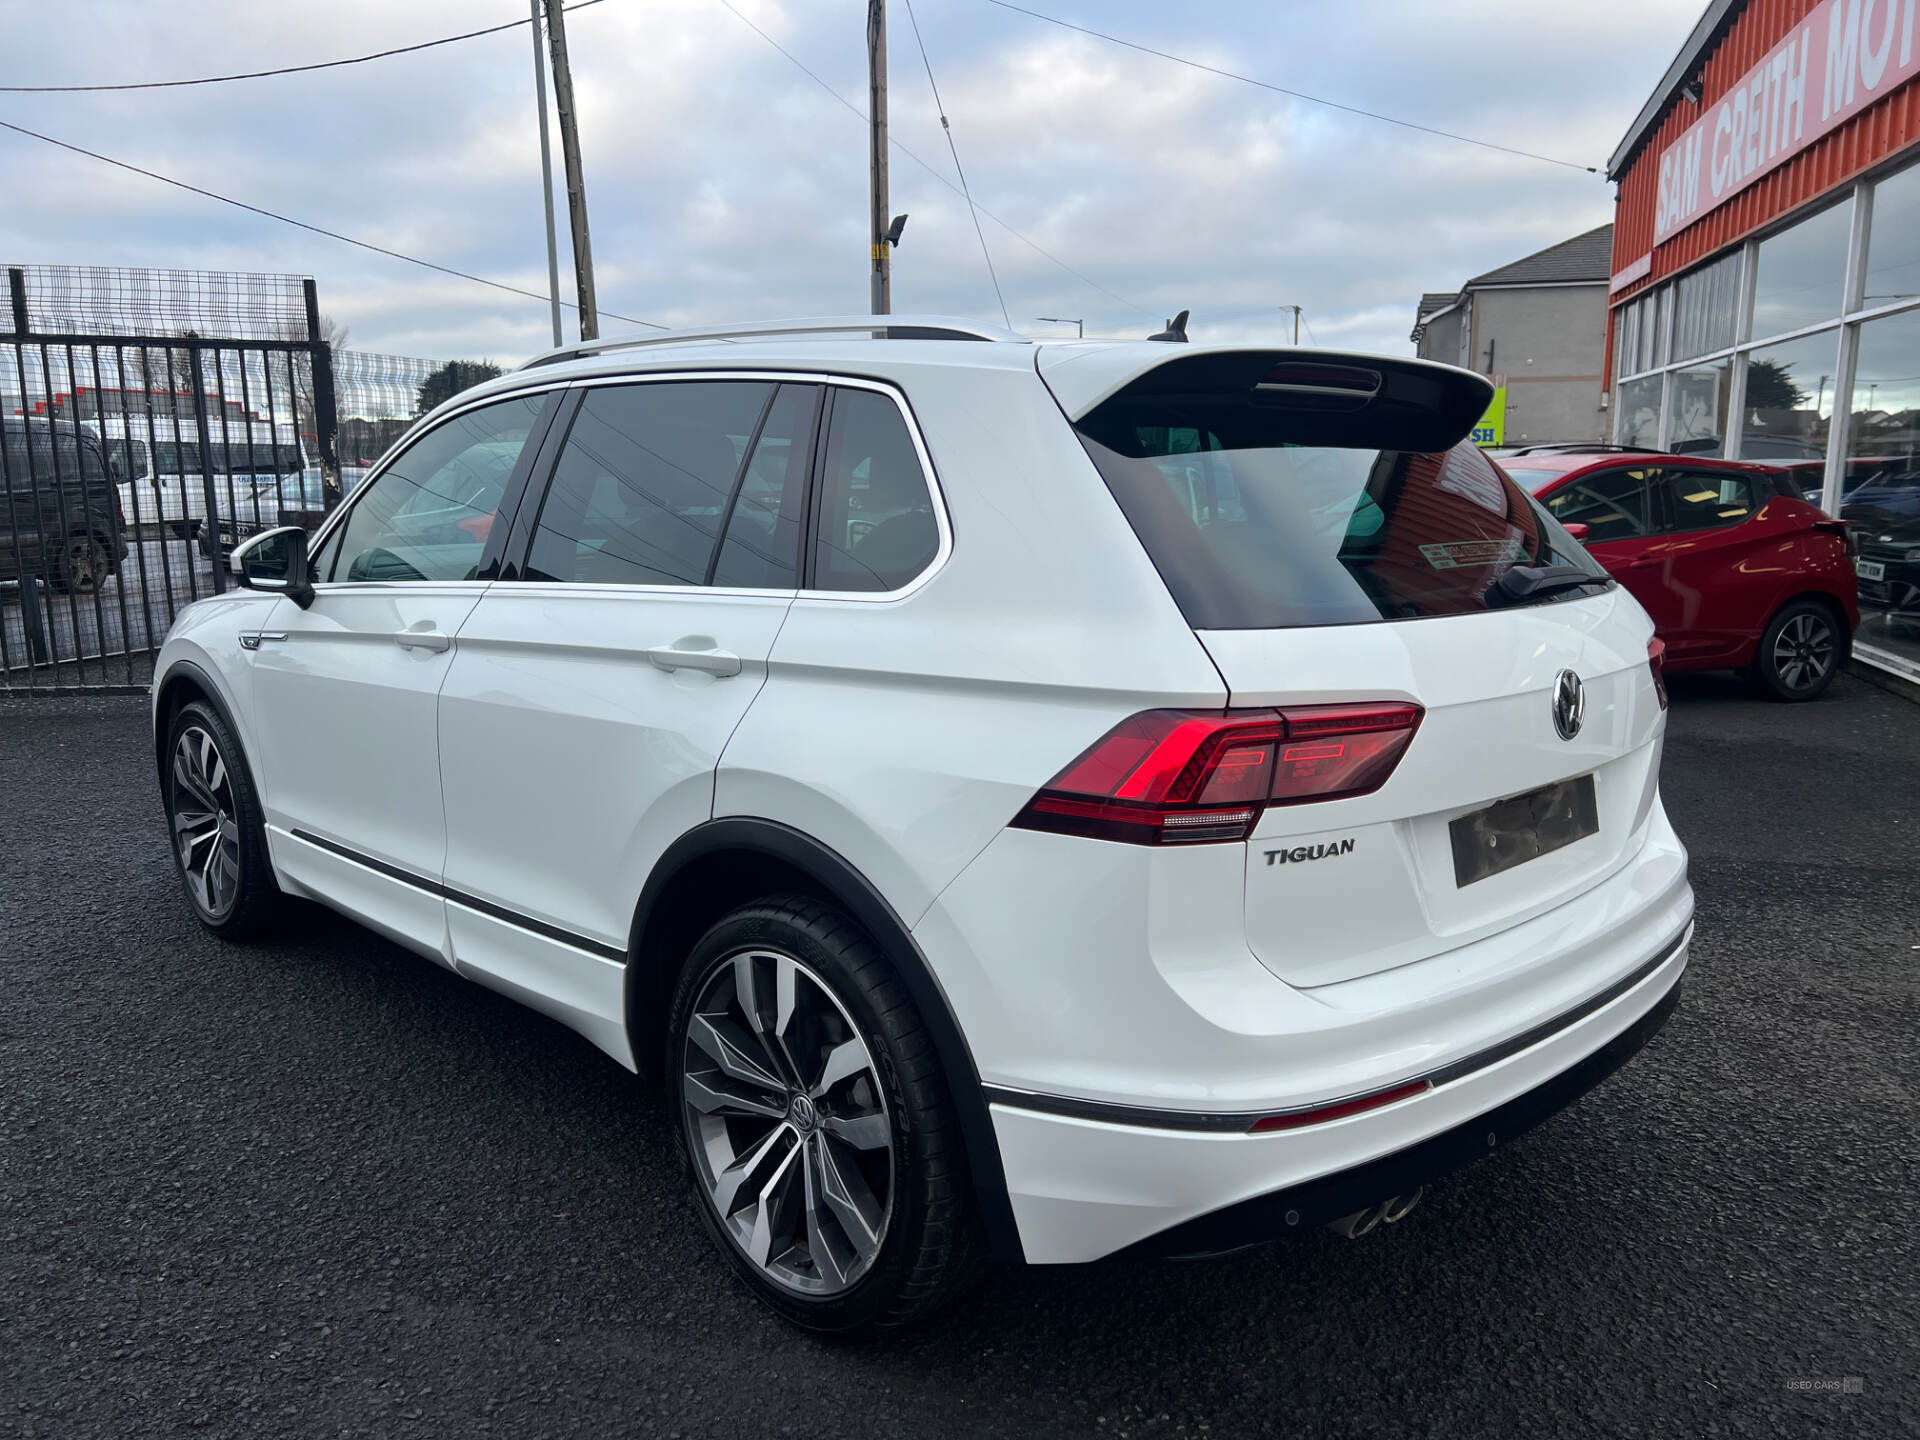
151, 318, 1692, 1333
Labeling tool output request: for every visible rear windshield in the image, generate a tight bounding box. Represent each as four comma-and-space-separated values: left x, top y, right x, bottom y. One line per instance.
1075, 405, 1608, 630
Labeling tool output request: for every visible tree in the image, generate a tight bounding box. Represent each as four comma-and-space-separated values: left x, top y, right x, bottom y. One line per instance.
1746, 358, 1809, 413
416, 360, 503, 416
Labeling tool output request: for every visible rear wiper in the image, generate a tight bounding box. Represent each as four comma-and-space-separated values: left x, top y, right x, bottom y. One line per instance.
1494, 564, 1608, 603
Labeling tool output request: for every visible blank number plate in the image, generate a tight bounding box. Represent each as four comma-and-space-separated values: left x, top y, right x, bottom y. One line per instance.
1450, 775, 1599, 888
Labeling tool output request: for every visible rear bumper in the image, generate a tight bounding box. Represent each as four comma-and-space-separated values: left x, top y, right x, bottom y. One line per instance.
1122, 973, 1681, 1258
985, 924, 1687, 1263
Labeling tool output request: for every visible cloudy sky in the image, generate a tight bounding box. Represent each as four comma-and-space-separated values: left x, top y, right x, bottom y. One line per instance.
3, 0, 1701, 365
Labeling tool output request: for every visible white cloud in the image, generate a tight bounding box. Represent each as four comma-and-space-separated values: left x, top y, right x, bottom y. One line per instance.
0, 0, 1700, 361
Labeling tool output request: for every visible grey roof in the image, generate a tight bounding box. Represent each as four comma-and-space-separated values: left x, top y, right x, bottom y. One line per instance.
1417, 291, 1460, 319
1463, 224, 1614, 288
1608, 0, 1744, 178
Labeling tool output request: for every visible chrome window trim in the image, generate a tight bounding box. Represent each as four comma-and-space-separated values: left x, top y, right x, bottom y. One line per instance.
307, 367, 953, 602
556, 368, 954, 603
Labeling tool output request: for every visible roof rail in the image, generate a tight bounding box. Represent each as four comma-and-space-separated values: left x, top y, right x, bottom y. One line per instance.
518, 315, 1030, 370
1501, 442, 1658, 457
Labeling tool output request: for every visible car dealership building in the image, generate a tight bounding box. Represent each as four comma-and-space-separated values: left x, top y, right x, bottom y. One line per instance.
1608, 0, 1920, 681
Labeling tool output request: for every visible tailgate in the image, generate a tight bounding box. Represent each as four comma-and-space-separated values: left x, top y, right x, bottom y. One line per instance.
1205, 589, 1665, 988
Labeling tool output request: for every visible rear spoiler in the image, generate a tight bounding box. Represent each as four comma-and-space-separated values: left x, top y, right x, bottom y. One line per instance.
1039, 346, 1495, 454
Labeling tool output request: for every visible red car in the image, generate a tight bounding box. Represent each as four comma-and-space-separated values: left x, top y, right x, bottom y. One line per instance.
1498, 447, 1859, 701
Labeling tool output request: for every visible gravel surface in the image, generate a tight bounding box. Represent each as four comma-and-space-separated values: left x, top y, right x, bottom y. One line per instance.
2, 671, 1916, 1438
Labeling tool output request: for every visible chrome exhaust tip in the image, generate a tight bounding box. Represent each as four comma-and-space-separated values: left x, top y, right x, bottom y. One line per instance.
1325, 1201, 1389, 1239
1382, 1187, 1425, 1224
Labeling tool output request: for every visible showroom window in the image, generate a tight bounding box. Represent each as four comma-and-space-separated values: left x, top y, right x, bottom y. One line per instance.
1668, 360, 1731, 455
1616, 376, 1662, 449
1750, 199, 1852, 340
1738, 331, 1838, 462
1609, 157, 1920, 679
1671, 250, 1741, 361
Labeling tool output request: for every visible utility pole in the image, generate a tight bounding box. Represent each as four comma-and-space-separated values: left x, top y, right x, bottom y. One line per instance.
868, 0, 890, 315
531, 0, 562, 348
1285, 304, 1301, 344
545, 0, 598, 341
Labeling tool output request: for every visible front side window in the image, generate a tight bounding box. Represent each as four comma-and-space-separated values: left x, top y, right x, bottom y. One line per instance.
1658, 469, 1754, 533
811, 388, 940, 592
1542, 469, 1651, 544
526, 380, 775, 586
325, 393, 547, 582
1077, 407, 1607, 630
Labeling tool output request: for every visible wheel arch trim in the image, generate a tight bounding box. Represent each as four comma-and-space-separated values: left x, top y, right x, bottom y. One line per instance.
627, 816, 1025, 1262
152, 657, 264, 795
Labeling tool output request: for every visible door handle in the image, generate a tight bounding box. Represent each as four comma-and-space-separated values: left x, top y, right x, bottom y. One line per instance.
393, 629, 451, 653
1628, 557, 1662, 569
645, 641, 742, 677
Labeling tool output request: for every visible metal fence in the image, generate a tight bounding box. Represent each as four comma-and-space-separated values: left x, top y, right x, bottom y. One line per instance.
1, 264, 341, 693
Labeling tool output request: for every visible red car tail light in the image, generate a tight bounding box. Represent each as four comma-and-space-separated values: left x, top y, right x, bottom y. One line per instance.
1269, 702, 1422, 807
1648, 637, 1669, 711
1010, 702, 1422, 846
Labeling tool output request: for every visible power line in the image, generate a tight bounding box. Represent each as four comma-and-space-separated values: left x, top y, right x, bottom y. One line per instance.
901, 0, 1010, 329
712, 0, 1153, 319
978, 0, 1603, 175
0, 118, 667, 330
0, 0, 610, 93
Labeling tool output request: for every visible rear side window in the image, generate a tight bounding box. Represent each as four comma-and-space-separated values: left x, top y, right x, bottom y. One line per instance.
1658, 468, 1755, 532
1542, 468, 1652, 543
812, 388, 940, 592
1075, 405, 1605, 629
711, 384, 819, 589
527, 381, 772, 586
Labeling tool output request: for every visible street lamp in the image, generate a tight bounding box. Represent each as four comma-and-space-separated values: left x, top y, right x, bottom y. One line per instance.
1037, 316, 1083, 338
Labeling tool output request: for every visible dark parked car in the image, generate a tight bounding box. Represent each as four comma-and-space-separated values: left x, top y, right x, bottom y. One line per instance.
0, 417, 129, 593
1499, 448, 1858, 701
1839, 465, 1920, 629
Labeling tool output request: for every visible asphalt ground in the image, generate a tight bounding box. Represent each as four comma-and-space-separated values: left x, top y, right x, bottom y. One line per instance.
1, 670, 1916, 1438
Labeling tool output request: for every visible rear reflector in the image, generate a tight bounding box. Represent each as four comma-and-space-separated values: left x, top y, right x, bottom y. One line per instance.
1010, 702, 1423, 845
1246, 1079, 1431, 1133
1648, 637, 1669, 711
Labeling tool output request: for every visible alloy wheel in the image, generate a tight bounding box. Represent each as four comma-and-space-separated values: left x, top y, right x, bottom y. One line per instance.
170, 726, 241, 919
63, 536, 106, 593
679, 949, 894, 1297
1772, 612, 1835, 692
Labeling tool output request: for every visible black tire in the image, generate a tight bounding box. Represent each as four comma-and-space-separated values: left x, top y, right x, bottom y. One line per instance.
162, 698, 283, 938
667, 895, 982, 1334
50, 532, 113, 594
1749, 598, 1844, 702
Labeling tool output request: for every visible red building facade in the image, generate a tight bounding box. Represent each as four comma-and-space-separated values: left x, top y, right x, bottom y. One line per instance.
1608, 0, 1920, 680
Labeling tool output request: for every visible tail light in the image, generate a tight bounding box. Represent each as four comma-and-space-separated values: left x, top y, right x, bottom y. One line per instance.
1648, 637, 1669, 711
1010, 702, 1423, 846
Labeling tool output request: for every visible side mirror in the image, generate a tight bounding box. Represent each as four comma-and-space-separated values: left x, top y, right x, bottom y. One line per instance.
1562, 522, 1591, 542
230, 525, 315, 608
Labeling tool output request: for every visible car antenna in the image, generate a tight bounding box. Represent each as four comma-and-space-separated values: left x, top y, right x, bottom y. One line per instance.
1147, 309, 1190, 343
